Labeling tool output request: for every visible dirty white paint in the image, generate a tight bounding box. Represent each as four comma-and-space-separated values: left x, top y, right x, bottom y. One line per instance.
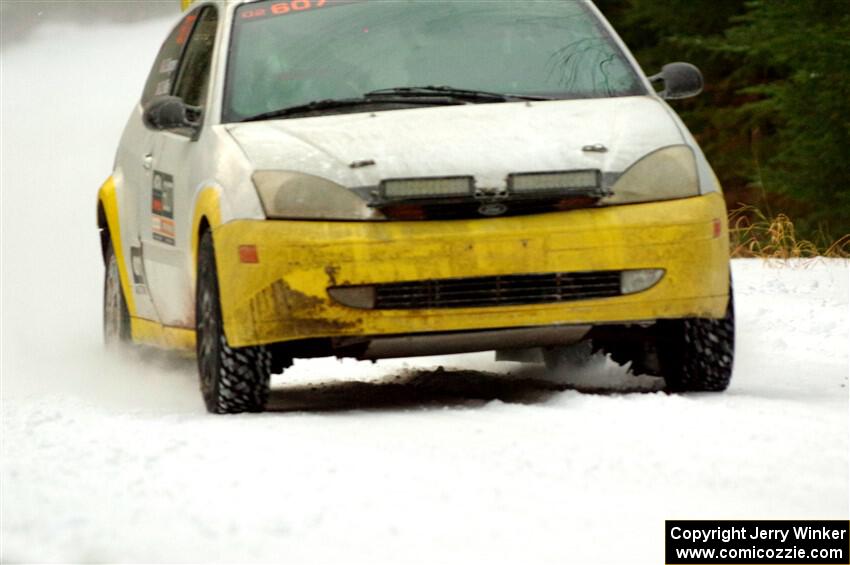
227, 96, 686, 190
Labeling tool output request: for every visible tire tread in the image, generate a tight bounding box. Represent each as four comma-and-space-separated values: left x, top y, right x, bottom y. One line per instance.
197, 231, 270, 414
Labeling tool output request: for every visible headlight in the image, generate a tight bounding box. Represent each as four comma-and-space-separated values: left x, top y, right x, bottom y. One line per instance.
253, 171, 385, 220
602, 145, 699, 205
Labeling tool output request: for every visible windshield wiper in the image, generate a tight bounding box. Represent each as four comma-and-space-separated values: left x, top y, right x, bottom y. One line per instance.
240, 95, 464, 122
365, 85, 552, 103
238, 86, 549, 122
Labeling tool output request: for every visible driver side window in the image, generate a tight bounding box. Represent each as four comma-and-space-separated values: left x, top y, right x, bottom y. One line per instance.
173, 7, 219, 109
141, 10, 201, 106
141, 6, 218, 110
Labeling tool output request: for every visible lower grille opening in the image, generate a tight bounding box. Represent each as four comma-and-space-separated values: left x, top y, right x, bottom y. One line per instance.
329, 271, 624, 310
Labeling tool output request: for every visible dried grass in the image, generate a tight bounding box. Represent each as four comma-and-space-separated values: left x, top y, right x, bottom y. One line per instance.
729, 206, 849, 259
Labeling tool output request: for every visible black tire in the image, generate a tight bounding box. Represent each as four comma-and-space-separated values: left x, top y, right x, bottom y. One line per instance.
103, 239, 132, 346
196, 230, 271, 414
661, 290, 735, 392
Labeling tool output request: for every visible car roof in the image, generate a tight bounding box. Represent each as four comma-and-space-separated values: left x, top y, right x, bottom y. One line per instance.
185, 0, 594, 12
183, 0, 252, 11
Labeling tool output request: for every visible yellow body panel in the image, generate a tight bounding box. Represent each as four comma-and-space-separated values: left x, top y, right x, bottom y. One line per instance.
213, 193, 730, 348
191, 187, 223, 274
98, 177, 137, 317
99, 176, 199, 352
132, 318, 196, 351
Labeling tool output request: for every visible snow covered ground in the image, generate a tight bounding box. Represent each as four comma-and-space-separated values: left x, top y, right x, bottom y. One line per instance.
2, 12, 848, 565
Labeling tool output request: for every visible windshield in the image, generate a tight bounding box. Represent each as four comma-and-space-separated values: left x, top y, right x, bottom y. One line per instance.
224, 0, 646, 122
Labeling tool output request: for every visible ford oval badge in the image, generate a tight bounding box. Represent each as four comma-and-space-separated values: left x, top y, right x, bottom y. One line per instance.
478, 203, 508, 217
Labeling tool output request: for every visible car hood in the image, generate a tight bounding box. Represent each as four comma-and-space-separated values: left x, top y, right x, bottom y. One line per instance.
225, 95, 685, 189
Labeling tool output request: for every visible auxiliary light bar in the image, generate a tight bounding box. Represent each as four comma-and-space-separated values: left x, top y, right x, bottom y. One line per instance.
508, 170, 600, 194
381, 177, 474, 201
378, 170, 603, 204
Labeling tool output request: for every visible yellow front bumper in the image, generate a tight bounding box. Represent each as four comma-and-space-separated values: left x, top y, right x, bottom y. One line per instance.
214, 193, 730, 348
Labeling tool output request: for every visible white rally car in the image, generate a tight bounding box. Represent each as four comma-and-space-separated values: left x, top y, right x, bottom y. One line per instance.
99, 0, 734, 413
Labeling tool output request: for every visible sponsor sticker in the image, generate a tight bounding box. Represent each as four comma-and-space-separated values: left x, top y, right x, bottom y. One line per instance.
155, 79, 171, 96
130, 246, 145, 284
159, 58, 178, 74
152, 171, 176, 246
175, 14, 197, 45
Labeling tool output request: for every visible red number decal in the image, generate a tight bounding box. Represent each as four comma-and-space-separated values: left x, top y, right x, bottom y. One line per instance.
242, 0, 330, 21
241, 8, 267, 19
175, 14, 197, 44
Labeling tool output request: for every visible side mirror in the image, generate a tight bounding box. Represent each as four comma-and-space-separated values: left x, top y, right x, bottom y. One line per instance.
650, 62, 704, 100
142, 95, 201, 131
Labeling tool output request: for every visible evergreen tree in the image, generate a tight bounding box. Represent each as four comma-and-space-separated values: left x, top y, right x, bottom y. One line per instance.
597, 0, 850, 241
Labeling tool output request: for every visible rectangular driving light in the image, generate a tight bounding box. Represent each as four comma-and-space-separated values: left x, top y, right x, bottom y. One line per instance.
380, 176, 474, 201
508, 170, 601, 194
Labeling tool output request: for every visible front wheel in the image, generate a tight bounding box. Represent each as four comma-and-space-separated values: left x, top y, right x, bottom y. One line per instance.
660, 291, 735, 392
196, 231, 271, 414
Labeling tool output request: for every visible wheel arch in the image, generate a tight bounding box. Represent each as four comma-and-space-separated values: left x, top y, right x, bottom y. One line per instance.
198, 215, 211, 240
97, 176, 137, 316
191, 186, 224, 277
97, 199, 110, 265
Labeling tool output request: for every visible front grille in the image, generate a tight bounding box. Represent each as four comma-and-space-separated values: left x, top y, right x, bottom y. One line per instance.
378, 195, 601, 220
371, 271, 623, 310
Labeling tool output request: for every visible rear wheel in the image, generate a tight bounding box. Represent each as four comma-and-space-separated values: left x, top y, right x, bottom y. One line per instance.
660, 292, 735, 392
196, 230, 271, 414
103, 239, 131, 347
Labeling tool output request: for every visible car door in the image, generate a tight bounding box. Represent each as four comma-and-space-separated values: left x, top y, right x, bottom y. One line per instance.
143, 5, 219, 327
113, 9, 204, 323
